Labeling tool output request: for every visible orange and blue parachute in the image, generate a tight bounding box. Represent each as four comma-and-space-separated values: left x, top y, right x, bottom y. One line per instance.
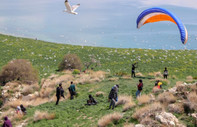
137, 7, 188, 44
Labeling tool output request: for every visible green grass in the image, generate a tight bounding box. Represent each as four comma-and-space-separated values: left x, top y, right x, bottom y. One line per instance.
25, 78, 178, 127
0, 34, 197, 79
0, 34, 196, 126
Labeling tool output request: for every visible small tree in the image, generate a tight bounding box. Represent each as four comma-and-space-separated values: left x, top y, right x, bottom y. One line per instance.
0, 59, 38, 85
58, 54, 82, 71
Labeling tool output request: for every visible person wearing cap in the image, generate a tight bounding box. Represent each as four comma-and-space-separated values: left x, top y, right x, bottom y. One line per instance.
2, 116, 12, 127
108, 84, 119, 110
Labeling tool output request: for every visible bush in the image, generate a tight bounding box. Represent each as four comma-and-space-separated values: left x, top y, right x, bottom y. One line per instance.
0, 59, 38, 85
58, 54, 82, 71
72, 69, 80, 75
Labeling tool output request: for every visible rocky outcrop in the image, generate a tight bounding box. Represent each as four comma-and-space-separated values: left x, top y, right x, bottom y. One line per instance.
155, 112, 185, 127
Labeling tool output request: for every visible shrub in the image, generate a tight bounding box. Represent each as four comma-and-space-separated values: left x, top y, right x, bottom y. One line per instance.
0, 59, 38, 85
168, 103, 184, 114
34, 110, 55, 122
187, 92, 197, 111
157, 92, 176, 104
98, 112, 123, 127
137, 94, 151, 105
72, 69, 80, 74
123, 102, 135, 112
58, 54, 82, 71
132, 102, 163, 121
116, 95, 133, 106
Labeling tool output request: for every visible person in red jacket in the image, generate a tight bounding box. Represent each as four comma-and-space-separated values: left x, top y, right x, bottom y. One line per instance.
136, 79, 143, 98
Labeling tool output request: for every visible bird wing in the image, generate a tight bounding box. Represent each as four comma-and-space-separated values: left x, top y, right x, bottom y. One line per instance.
64, 1, 72, 12
72, 4, 80, 12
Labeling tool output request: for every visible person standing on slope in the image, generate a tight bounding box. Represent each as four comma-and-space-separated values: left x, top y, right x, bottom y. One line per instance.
163, 67, 168, 79
2, 116, 12, 127
56, 83, 62, 105
69, 81, 76, 100
131, 62, 138, 78
108, 84, 119, 110
136, 79, 143, 98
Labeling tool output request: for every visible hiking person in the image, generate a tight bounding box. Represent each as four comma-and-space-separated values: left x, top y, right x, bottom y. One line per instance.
16, 106, 22, 114
2, 116, 12, 127
157, 80, 162, 89
136, 79, 143, 98
68, 81, 76, 100
155, 80, 159, 86
131, 62, 137, 77
108, 84, 119, 110
163, 67, 168, 79
56, 83, 62, 105
86, 95, 97, 105
20, 104, 26, 115
60, 85, 65, 99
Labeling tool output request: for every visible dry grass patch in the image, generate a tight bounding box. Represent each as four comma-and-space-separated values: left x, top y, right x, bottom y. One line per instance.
116, 95, 133, 106
133, 102, 163, 121
4, 99, 30, 109
21, 84, 39, 96
98, 112, 123, 127
187, 92, 197, 111
40, 87, 54, 98
34, 110, 55, 122
186, 76, 193, 83
157, 92, 176, 104
153, 72, 163, 77
108, 77, 119, 81
123, 102, 136, 112
137, 94, 151, 105
124, 123, 135, 127
136, 72, 143, 77
121, 75, 131, 79
96, 91, 105, 97
140, 117, 160, 127
168, 103, 184, 113
152, 87, 162, 94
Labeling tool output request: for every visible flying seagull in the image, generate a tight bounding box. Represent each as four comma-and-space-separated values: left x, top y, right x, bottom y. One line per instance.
63, 0, 80, 15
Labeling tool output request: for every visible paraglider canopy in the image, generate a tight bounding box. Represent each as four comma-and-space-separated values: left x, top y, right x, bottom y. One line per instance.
136, 7, 188, 44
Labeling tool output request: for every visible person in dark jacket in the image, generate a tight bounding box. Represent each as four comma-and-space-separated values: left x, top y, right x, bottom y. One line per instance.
136, 79, 143, 98
163, 67, 168, 79
2, 116, 12, 127
68, 81, 76, 100
108, 84, 119, 110
20, 104, 26, 115
60, 85, 65, 99
86, 95, 97, 105
131, 62, 137, 78
56, 83, 62, 105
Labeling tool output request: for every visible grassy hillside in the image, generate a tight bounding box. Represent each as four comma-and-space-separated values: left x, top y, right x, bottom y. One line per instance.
0, 34, 197, 127
0, 34, 197, 79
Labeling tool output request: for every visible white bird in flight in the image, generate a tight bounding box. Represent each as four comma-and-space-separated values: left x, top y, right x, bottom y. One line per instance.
63, 0, 80, 15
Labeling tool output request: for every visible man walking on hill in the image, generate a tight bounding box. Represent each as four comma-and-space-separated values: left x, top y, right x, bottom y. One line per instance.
131, 62, 138, 78
56, 83, 62, 105
69, 81, 76, 100
108, 84, 119, 110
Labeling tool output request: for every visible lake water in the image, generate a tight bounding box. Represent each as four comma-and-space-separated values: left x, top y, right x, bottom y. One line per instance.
0, 0, 197, 49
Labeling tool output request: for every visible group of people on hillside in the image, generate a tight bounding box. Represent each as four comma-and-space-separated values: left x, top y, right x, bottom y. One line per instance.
56, 81, 76, 105
2, 65, 169, 126
131, 63, 168, 79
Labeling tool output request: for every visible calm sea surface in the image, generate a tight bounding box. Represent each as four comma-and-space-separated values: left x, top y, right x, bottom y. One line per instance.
0, 0, 197, 49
